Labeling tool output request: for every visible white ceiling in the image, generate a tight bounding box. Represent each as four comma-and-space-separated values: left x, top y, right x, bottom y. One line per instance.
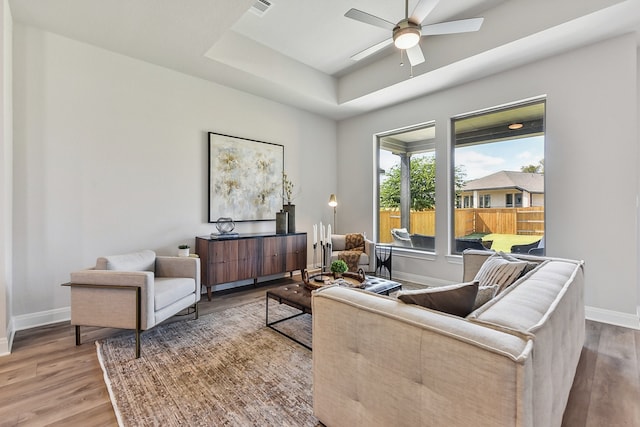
231, 0, 506, 76
8, 0, 640, 120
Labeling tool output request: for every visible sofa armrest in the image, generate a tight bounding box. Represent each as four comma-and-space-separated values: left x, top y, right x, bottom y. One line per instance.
69, 270, 155, 329
155, 256, 201, 288
363, 238, 375, 256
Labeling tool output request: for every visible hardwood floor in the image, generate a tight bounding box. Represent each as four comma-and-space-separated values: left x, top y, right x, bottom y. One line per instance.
1, 279, 639, 426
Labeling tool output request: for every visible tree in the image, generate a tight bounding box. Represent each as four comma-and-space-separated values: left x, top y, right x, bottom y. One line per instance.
380, 155, 466, 210
521, 159, 544, 173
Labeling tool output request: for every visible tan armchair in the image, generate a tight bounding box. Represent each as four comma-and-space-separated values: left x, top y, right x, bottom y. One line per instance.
328, 233, 375, 273
66, 249, 200, 358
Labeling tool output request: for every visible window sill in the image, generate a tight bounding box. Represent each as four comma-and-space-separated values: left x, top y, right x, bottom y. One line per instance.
387, 247, 437, 261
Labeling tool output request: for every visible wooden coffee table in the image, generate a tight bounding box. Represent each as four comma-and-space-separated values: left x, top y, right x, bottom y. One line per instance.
265, 275, 402, 350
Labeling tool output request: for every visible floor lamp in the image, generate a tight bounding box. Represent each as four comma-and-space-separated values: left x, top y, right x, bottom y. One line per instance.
328, 194, 337, 231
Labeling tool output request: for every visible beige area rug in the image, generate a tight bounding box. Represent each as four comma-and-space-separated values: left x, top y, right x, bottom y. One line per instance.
96, 299, 316, 427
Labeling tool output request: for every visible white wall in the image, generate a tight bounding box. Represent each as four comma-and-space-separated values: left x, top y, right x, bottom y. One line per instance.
338, 34, 639, 327
11, 24, 337, 325
0, 0, 13, 355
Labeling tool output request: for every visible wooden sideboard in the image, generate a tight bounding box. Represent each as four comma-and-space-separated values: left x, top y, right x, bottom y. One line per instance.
196, 232, 307, 301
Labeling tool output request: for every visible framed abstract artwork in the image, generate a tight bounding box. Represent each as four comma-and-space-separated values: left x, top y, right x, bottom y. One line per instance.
208, 132, 284, 222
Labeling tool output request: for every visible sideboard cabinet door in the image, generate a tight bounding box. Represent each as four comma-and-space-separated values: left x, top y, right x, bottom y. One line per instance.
285, 234, 307, 272
261, 236, 285, 276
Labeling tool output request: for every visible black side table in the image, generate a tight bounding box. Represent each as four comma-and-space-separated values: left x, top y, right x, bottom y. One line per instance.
375, 244, 393, 280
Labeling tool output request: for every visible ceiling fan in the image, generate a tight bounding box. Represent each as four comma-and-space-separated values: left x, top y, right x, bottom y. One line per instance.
345, 0, 484, 68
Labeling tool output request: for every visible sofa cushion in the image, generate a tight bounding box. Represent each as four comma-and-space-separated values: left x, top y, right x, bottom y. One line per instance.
154, 277, 196, 311
97, 249, 156, 272
331, 235, 347, 251
397, 281, 479, 317
474, 253, 528, 292
473, 284, 500, 310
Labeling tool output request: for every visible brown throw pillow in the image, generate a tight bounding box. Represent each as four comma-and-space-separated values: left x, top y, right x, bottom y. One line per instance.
397, 281, 479, 317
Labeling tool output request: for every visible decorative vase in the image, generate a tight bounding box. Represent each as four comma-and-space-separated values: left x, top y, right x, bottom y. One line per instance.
178, 248, 189, 257
283, 203, 295, 233
276, 210, 288, 234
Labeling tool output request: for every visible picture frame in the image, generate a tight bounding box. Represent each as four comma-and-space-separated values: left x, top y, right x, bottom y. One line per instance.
208, 132, 284, 222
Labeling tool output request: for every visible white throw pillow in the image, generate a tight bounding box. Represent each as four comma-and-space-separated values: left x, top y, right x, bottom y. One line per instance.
473, 253, 528, 293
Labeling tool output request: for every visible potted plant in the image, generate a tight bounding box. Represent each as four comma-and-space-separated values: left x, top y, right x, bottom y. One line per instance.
282, 172, 296, 233
330, 259, 348, 278
178, 244, 190, 257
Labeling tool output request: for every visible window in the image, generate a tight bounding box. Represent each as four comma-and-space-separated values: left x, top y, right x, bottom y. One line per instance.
515, 194, 523, 207
377, 122, 436, 251
505, 193, 524, 207
452, 100, 546, 254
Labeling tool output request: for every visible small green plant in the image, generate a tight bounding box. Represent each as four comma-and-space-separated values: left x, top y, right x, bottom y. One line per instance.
330, 259, 348, 274
178, 244, 190, 249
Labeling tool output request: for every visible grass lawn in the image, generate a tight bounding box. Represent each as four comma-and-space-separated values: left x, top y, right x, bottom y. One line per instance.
481, 234, 542, 253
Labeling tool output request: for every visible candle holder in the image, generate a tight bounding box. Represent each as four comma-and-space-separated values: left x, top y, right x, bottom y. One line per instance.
313, 243, 318, 268
314, 240, 332, 282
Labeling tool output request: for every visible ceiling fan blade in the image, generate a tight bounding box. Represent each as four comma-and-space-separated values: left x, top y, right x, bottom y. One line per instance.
406, 44, 425, 66
350, 38, 394, 61
410, 0, 440, 24
421, 17, 484, 36
345, 8, 396, 31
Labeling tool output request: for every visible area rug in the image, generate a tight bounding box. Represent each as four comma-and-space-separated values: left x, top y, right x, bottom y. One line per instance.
96, 299, 316, 427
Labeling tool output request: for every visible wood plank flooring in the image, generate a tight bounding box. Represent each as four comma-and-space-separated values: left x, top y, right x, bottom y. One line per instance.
0, 278, 638, 426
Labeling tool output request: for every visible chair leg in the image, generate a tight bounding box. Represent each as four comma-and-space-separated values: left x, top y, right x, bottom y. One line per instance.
194, 302, 199, 320
75, 325, 82, 346
135, 329, 141, 359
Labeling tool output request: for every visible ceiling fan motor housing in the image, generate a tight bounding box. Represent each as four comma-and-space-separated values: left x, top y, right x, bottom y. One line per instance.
393, 19, 422, 49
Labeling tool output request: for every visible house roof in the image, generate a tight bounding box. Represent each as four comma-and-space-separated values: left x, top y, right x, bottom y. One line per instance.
462, 171, 544, 193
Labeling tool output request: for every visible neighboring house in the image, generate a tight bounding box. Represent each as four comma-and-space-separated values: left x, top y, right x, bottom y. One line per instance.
458, 171, 544, 208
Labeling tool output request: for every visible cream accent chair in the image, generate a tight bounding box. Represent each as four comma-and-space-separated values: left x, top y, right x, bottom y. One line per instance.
328, 234, 375, 273
67, 249, 200, 358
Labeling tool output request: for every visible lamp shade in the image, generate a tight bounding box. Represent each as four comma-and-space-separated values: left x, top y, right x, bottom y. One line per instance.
328, 194, 337, 207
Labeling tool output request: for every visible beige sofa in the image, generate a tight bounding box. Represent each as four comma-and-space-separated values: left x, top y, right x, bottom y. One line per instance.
312, 250, 585, 427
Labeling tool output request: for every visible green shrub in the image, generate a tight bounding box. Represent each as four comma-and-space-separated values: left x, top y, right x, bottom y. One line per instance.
330, 259, 348, 274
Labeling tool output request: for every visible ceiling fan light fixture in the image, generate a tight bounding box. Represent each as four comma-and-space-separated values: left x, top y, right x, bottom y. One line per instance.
393, 20, 421, 49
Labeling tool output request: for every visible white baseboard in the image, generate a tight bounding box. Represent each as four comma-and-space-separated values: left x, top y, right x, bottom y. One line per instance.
0, 337, 10, 356
0, 318, 15, 356
585, 306, 640, 330
13, 307, 70, 332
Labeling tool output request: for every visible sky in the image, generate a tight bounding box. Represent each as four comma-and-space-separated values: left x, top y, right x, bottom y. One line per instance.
379, 136, 544, 182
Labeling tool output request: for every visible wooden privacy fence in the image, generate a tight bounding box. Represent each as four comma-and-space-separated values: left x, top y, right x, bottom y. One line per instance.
379, 207, 544, 243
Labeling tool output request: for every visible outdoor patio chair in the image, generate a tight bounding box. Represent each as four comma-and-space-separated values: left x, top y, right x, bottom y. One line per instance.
455, 238, 490, 252
409, 233, 435, 251
511, 239, 542, 254
391, 228, 412, 247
